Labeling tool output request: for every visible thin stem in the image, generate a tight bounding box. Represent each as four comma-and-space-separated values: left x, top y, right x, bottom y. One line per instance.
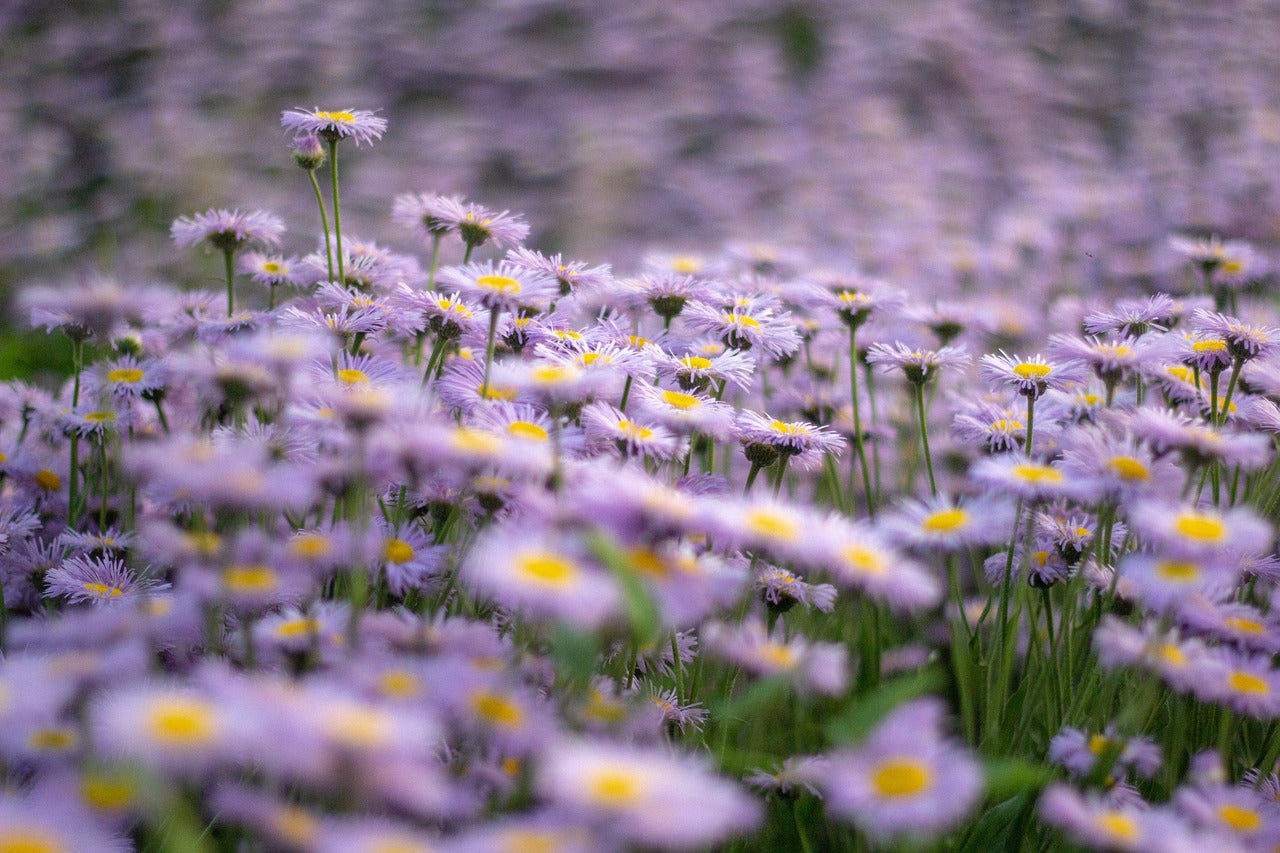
222, 248, 236, 317
914, 382, 937, 497
744, 461, 764, 494
848, 327, 874, 516
1024, 393, 1037, 457
1220, 357, 1245, 427
771, 455, 791, 498
98, 437, 109, 529
307, 168, 334, 282
328, 139, 345, 285
426, 232, 443, 289
480, 308, 502, 399
68, 339, 84, 528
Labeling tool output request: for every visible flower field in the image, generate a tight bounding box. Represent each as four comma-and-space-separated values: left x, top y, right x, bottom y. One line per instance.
5, 99, 1280, 852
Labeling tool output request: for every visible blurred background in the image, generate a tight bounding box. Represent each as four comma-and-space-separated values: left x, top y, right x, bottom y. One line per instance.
2, 0, 1277, 328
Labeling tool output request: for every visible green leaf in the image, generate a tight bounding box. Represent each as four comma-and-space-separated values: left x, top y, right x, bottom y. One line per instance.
549, 624, 601, 690
584, 529, 662, 646
983, 757, 1056, 801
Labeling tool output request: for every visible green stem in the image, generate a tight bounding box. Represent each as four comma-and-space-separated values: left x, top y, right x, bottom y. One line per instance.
68, 339, 84, 527
98, 437, 109, 529
1024, 393, 1037, 457
1220, 357, 1244, 427
328, 139, 345, 285
480, 308, 502, 399
849, 327, 874, 516
744, 461, 764, 494
771, 455, 791, 498
222, 248, 236, 317
426, 232, 443, 289
914, 383, 937, 497
307, 168, 334, 283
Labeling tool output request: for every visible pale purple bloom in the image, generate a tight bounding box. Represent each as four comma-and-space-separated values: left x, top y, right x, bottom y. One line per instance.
170, 208, 284, 252
821, 699, 983, 839
280, 107, 387, 145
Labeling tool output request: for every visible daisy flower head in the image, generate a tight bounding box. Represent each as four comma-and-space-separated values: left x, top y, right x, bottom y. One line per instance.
820, 699, 984, 841
1116, 553, 1236, 614
971, 454, 1092, 502
238, 252, 302, 290
1204, 650, 1280, 719
280, 107, 387, 145
815, 521, 943, 611
734, 410, 846, 471
1037, 784, 1164, 852
754, 565, 837, 614
289, 132, 325, 169
1048, 726, 1162, 780
1127, 501, 1271, 561
866, 341, 970, 386
391, 191, 467, 238
1174, 781, 1280, 845
1191, 308, 1280, 362
1048, 334, 1170, 388
437, 260, 557, 313
0, 791, 130, 853
980, 351, 1085, 399
91, 684, 242, 775
461, 525, 621, 630
820, 274, 905, 330
630, 381, 736, 439
1057, 427, 1181, 501
1083, 293, 1177, 339
1170, 233, 1255, 279
882, 495, 1015, 551
581, 402, 680, 461
537, 739, 760, 850
1177, 330, 1235, 374
507, 247, 613, 297
683, 300, 802, 359
702, 619, 848, 695
654, 345, 756, 393
170, 208, 284, 253
1093, 616, 1220, 695
43, 554, 166, 606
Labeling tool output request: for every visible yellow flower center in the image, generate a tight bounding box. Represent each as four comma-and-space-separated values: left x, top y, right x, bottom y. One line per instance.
476, 275, 522, 294
107, 368, 144, 383
1218, 804, 1261, 832
990, 419, 1022, 431
680, 356, 714, 370
34, 470, 61, 491
379, 670, 421, 698
531, 365, 577, 385
83, 582, 123, 598
628, 548, 670, 579
1108, 456, 1150, 480
770, 420, 809, 435
616, 420, 653, 440
759, 642, 798, 668
28, 727, 75, 751
1012, 362, 1052, 379
588, 768, 644, 806
1225, 616, 1265, 634
470, 690, 525, 728
1193, 339, 1228, 352
514, 551, 578, 587
273, 808, 319, 845
222, 564, 278, 593
744, 509, 799, 541
726, 314, 761, 328
922, 508, 968, 532
337, 368, 369, 385
315, 110, 357, 122
288, 534, 332, 559
1166, 365, 1196, 384
505, 421, 548, 441
147, 697, 219, 746
1155, 561, 1200, 582
275, 618, 318, 638
671, 256, 701, 273
661, 390, 701, 409
1173, 513, 1225, 542
80, 773, 136, 811
0, 830, 67, 853
1011, 464, 1063, 484
1088, 734, 1110, 754
324, 704, 393, 748
1095, 812, 1139, 842
870, 758, 933, 798
841, 545, 886, 575
1229, 671, 1270, 695
502, 830, 559, 853
451, 428, 503, 455
384, 538, 414, 564
1160, 643, 1187, 666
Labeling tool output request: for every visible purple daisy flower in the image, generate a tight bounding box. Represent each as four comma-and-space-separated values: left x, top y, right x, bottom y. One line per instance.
821, 699, 984, 840
280, 107, 387, 145
170, 208, 284, 252
437, 260, 558, 313
43, 554, 166, 606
